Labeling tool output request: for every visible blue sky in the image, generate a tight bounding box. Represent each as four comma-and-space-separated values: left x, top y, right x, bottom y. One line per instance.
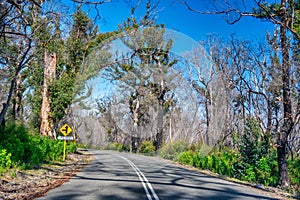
72, 0, 276, 102
83, 0, 275, 42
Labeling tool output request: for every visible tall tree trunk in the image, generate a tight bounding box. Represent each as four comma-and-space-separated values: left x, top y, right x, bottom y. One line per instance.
0, 65, 23, 128
204, 95, 210, 145
0, 103, 6, 130
0, 70, 22, 126
129, 92, 140, 152
131, 106, 139, 153
169, 115, 172, 143
156, 96, 164, 151
278, 0, 292, 188
156, 72, 165, 151
12, 74, 23, 121
40, 52, 56, 138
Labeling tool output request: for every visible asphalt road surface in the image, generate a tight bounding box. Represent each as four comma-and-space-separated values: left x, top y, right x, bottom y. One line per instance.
36, 150, 283, 200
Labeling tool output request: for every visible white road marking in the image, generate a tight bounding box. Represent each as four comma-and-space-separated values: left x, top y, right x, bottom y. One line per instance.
115, 154, 160, 200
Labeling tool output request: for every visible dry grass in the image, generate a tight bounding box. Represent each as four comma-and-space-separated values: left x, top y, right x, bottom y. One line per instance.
0, 149, 93, 200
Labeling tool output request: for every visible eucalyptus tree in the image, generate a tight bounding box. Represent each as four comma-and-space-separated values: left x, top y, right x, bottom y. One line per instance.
186, 37, 235, 146
102, 4, 178, 150
184, 0, 300, 188
50, 8, 98, 125
0, 0, 49, 126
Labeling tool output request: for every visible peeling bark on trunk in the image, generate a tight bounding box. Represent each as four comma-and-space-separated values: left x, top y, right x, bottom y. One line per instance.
40, 52, 56, 138
129, 91, 141, 152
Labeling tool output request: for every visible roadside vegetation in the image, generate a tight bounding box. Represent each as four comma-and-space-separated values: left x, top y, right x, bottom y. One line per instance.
1, 0, 300, 198
0, 123, 77, 174
108, 137, 300, 197
105, 117, 300, 196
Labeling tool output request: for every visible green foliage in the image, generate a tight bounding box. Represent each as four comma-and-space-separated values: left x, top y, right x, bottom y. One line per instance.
106, 142, 129, 152
244, 166, 257, 182
232, 118, 279, 186
191, 152, 202, 168
288, 158, 300, 185
160, 137, 281, 187
67, 141, 77, 153
32, 136, 65, 162
139, 140, 156, 156
256, 157, 272, 185
191, 150, 237, 177
66, 8, 94, 69
50, 73, 75, 122
0, 124, 32, 164
0, 123, 77, 170
158, 140, 188, 160
230, 147, 279, 186
240, 118, 270, 165
176, 151, 193, 165
156, 121, 281, 186
0, 149, 12, 172
26, 7, 105, 132
211, 151, 236, 176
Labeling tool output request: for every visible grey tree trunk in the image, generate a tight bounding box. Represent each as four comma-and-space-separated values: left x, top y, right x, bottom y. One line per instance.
277, 0, 292, 188
12, 74, 23, 121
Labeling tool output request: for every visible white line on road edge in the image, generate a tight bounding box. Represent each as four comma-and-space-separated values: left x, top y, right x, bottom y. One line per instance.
114, 154, 160, 200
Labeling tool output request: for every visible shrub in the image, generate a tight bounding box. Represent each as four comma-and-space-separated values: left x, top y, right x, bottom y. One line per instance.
256, 157, 277, 186
239, 118, 269, 165
67, 141, 77, 153
192, 152, 202, 168
106, 142, 124, 151
288, 158, 300, 186
33, 136, 63, 162
0, 123, 78, 169
176, 151, 193, 165
139, 141, 156, 156
0, 123, 32, 164
231, 148, 279, 186
244, 165, 257, 182
159, 140, 188, 160
0, 149, 12, 171
220, 151, 237, 176
233, 118, 279, 186
201, 155, 213, 169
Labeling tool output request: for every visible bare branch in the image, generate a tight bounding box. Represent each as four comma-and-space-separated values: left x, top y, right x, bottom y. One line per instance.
184, 0, 300, 39
255, 1, 300, 39
71, 0, 111, 4
183, 0, 257, 25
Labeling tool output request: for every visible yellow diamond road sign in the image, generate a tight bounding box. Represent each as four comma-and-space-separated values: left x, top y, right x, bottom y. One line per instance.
60, 124, 72, 136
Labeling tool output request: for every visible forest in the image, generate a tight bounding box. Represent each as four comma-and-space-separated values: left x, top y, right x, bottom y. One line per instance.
0, 0, 299, 195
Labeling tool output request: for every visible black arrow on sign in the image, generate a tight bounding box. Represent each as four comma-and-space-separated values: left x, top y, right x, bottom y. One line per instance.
61, 126, 68, 134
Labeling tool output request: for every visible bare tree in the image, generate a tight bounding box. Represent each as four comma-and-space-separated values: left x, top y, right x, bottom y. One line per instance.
184, 0, 300, 187
0, 1, 43, 126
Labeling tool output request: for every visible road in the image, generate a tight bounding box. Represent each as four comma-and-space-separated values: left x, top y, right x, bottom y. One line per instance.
36, 150, 283, 200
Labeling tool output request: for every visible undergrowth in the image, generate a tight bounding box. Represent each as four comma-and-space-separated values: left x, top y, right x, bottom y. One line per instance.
0, 123, 77, 173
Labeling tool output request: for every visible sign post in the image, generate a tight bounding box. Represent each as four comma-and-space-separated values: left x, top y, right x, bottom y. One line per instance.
59, 123, 72, 161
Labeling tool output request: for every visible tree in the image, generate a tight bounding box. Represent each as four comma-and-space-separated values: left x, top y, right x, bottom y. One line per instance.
50, 8, 95, 123
40, 52, 57, 137
98, 1, 177, 151
186, 41, 231, 146
35, 7, 103, 137
0, 0, 46, 126
184, 0, 300, 187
